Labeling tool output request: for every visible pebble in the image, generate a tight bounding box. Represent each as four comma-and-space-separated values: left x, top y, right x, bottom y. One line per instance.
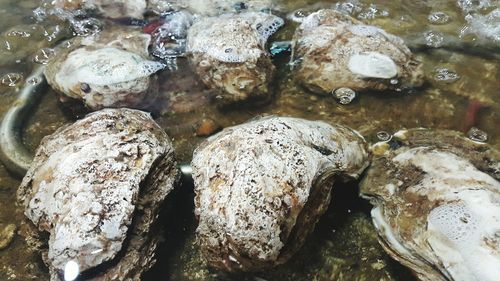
0, 224, 16, 250
196, 118, 220, 137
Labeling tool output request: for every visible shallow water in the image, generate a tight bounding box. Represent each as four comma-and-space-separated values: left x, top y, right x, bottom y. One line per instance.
0, 0, 498, 280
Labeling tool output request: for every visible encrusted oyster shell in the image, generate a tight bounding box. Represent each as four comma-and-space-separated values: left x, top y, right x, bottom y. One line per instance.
360, 128, 500, 281
291, 9, 424, 94
191, 116, 369, 271
44, 27, 164, 111
186, 12, 283, 104
17, 108, 179, 281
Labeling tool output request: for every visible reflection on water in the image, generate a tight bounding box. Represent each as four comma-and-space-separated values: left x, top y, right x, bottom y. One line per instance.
0, 0, 498, 280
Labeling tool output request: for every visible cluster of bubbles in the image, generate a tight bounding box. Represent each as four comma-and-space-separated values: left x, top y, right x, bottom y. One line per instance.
427, 12, 451, 25
433, 68, 460, 82
1, 73, 23, 87
33, 48, 56, 64
424, 30, 445, 48
151, 11, 194, 69
332, 0, 389, 20
467, 127, 488, 143
33, 6, 102, 37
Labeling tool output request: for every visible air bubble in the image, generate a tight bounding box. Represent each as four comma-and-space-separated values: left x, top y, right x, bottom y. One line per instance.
467, 127, 488, 143
33, 48, 56, 64
288, 9, 310, 22
151, 11, 193, 61
27, 77, 40, 85
428, 12, 451, 25
72, 18, 102, 37
1, 73, 23, 87
424, 30, 444, 48
390, 79, 399, 85
332, 87, 356, 105
434, 68, 460, 82
7, 30, 31, 38
376, 131, 392, 141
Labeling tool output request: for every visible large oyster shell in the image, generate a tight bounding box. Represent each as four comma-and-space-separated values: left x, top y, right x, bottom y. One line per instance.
17, 108, 179, 280
191, 116, 369, 271
291, 9, 424, 94
186, 12, 283, 105
360, 128, 500, 281
44, 27, 165, 111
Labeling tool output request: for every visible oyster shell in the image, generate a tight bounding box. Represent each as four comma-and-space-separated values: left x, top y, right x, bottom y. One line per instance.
191, 116, 369, 271
17, 108, 179, 280
186, 12, 284, 105
291, 9, 424, 95
360, 128, 500, 281
44, 26, 164, 111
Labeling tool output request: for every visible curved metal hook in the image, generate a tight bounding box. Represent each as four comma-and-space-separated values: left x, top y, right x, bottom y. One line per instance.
0, 66, 48, 177
0, 66, 194, 179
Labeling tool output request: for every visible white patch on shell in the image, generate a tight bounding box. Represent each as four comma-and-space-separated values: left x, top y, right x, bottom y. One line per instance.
428, 203, 480, 244
54, 47, 164, 89
348, 52, 398, 79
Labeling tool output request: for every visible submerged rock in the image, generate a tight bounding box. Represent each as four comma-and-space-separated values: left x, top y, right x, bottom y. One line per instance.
17, 108, 179, 280
291, 9, 424, 95
44, 26, 165, 111
360, 128, 500, 281
186, 12, 284, 105
191, 116, 369, 271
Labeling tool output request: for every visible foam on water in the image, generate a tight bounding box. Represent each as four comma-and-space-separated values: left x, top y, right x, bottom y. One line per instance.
187, 12, 283, 63
461, 8, 500, 41
55, 47, 164, 88
428, 203, 480, 244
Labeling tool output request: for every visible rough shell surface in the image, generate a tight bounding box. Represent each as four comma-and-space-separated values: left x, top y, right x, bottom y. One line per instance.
17, 108, 179, 281
186, 12, 283, 104
54, 0, 147, 19
44, 27, 164, 110
360, 128, 500, 281
191, 116, 369, 271
291, 9, 424, 94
